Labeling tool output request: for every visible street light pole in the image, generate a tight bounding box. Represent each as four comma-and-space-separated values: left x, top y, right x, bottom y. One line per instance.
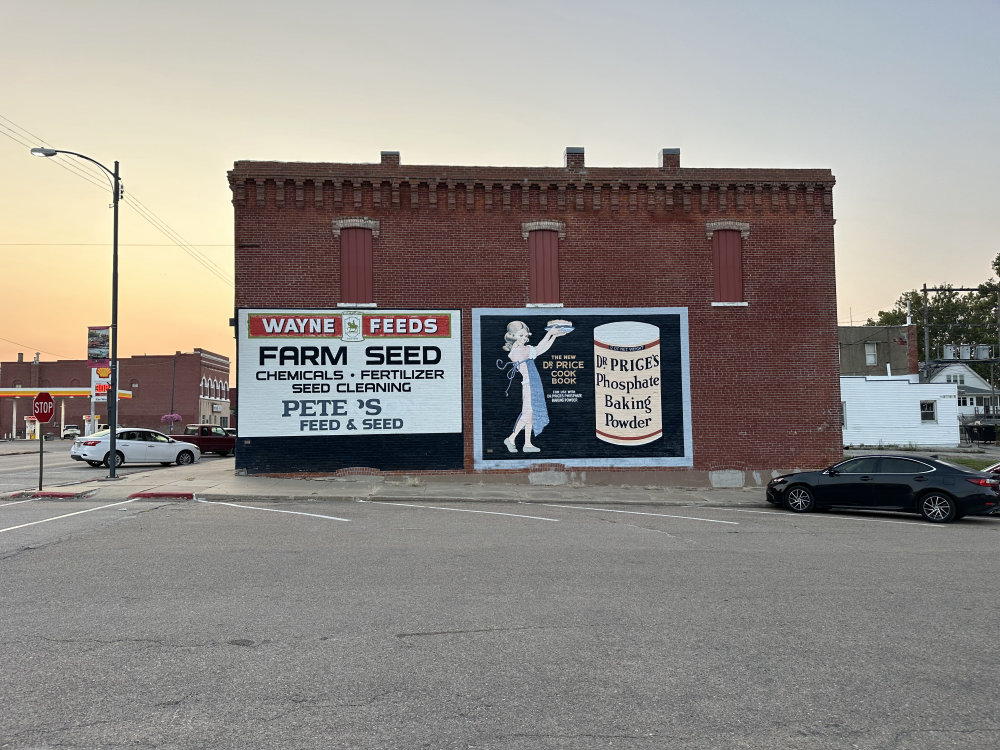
30, 147, 123, 479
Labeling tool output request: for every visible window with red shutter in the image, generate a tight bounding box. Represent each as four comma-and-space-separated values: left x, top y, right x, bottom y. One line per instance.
706, 221, 749, 305
340, 227, 373, 303
333, 218, 380, 305
522, 221, 565, 305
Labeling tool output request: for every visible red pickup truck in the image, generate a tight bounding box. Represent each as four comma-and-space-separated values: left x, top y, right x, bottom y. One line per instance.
176, 424, 236, 456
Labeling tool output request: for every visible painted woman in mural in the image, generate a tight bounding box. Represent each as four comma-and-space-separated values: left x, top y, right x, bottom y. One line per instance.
499, 319, 571, 452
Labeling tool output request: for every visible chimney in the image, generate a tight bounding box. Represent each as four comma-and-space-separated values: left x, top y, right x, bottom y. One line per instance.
564, 147, 585, 170
381, 151, 400, 167
17, 352, 24, 363
659, 148, 680, 170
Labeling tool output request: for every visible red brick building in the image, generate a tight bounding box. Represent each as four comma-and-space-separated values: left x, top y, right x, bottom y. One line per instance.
230, 147, 839, 479
0, 349, 230, 438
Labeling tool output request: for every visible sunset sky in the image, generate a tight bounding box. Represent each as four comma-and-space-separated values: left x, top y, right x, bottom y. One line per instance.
3, 0, 998, 381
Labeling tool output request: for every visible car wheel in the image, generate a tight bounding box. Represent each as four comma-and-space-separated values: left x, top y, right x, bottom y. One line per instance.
919, 492, 957, 523
104, 451, 124, 469
785, 485, 816, 513
86, 461, 103, 468
176, 450, 194, 466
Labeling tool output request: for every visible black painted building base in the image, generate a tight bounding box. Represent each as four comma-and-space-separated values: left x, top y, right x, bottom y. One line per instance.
235, 433, 464, 474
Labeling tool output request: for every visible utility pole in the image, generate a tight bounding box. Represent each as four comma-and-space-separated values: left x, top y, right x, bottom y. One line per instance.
995, 291, 1000, 414
923, 284, 930, 367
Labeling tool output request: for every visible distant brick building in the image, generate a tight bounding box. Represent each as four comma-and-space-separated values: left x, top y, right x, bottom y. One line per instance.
839, 325, 919, 376
229, 147, 838, 479
0, 349, 230, 438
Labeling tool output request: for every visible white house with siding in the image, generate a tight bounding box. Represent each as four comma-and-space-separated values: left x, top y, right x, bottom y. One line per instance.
924, 362, 998, 418
841, 375, 959, 447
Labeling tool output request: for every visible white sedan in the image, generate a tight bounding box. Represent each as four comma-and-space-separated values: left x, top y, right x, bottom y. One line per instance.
70, 428, 201, 469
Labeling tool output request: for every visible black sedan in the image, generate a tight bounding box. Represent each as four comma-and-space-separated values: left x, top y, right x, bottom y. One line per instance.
766, 454, 1000, 523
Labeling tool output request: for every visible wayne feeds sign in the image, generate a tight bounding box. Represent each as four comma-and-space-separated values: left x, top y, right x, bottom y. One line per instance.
236, 309, 463, 473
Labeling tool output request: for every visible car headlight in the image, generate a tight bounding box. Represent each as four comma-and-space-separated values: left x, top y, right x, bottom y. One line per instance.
768, 477, 787, 487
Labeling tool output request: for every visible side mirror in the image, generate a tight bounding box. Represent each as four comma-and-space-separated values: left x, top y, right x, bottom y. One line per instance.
827, 467, 839, 477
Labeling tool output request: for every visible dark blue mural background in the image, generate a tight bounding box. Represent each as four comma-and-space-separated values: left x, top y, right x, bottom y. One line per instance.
477, 311, 686, 463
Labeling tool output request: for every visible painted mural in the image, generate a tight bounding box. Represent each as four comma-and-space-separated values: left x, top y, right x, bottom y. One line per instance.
473, 308, 692, 469
236, 308, 463, 472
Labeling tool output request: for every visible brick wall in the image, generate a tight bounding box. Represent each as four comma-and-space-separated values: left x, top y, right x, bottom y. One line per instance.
230, 148, 839, 473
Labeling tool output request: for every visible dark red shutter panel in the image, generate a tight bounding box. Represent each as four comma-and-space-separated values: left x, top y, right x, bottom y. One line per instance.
712, 230, 743, 302
340, 227, 373, 303
528, 230, 560, 303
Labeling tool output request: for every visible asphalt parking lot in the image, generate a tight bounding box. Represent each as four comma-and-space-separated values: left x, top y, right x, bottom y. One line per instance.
2, 488, 999, 750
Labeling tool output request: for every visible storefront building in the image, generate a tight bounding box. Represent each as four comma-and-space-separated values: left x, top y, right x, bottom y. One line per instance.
230, 147, 839, 480
0, 349, 230, 438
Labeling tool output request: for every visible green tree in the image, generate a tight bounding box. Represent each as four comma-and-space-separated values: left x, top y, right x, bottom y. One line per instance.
866, 253, 1000, 371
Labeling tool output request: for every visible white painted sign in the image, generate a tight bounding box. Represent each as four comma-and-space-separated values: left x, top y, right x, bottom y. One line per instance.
237, 309, 462, 437
91, 366, 113, 402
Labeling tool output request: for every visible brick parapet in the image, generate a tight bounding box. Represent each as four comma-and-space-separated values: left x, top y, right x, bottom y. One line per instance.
228, 153, 835, 221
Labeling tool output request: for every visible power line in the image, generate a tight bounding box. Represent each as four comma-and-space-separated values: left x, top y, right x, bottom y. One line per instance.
0, 121, 32, 148
1, 121, 111, 192
124, 193, 232, 285
2, 114, 237, 359
2, 113, 234, 287
0, 335, 70, 360
0, 114, 49, 148
0, 243, 231, 247
124, 200, 232, 286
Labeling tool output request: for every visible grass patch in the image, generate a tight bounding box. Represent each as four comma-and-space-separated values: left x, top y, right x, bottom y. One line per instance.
943, 456, 997, 472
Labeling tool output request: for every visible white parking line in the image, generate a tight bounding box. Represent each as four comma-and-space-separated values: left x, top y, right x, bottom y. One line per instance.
196, 499, 351, 522
0, 498, 35, 508
539, 504, 739, 525
363, 500, 559, 522
725, 508, 943, 526
0, 499, 137, 533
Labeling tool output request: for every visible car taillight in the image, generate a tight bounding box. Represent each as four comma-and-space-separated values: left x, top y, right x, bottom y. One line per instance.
82, 440, 100, 446
966, 477, 994, 487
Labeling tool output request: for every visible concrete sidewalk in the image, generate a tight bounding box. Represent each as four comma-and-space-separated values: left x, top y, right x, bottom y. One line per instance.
3, 438, 997, 508
0, 449, 762, 508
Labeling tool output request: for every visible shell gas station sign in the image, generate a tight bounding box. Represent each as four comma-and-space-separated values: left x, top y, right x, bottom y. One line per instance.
91, 366, 113, 402
0, 325, 132, 440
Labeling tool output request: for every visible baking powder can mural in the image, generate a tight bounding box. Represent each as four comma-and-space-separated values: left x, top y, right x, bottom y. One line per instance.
473, 307, 691, 469
593, 321, 662, 446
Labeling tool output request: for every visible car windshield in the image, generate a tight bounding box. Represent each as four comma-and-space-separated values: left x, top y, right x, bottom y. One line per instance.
88, 429, 111, 438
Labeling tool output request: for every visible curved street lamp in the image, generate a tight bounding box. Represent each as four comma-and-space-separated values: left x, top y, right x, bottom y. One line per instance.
30, 147, 123, 479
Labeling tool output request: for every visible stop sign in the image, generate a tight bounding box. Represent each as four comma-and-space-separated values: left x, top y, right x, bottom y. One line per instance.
33, 392, 55, 424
